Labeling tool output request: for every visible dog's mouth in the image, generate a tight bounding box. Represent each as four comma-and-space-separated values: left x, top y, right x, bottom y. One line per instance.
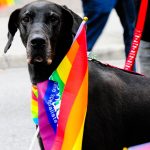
27, 56, 52, 65
26, 39, 53, 65
34, 56, 44, 62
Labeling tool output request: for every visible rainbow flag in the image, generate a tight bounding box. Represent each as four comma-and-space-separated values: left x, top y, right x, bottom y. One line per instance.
31, 17, 88, 150
0, 0, 15, 8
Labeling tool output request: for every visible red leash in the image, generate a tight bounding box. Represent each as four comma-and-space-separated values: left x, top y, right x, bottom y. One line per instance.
124, 0, 148, 71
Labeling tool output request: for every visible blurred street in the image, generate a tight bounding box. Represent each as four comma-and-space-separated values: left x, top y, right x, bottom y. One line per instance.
0, 0, 127, 149
0, 68, 41, 150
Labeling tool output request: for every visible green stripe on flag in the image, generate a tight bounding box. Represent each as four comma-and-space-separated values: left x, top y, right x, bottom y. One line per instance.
50, 70, 65, 97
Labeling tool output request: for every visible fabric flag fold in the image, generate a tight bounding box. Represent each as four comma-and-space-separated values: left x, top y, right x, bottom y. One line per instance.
31, 17, 88, 150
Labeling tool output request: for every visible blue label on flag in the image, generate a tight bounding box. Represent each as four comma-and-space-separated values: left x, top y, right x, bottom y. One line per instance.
43, 80, 61, 132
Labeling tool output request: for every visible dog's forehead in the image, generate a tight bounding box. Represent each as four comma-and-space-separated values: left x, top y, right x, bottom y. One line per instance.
21, 1, 62, 16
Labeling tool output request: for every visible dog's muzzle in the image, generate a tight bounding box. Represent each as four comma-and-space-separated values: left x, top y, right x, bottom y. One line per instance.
27, 34, 52, 65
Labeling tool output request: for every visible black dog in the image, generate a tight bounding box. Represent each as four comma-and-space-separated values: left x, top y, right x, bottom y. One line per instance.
4, 1, 150, 150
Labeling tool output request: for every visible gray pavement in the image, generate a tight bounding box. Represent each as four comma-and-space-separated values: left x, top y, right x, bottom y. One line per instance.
0, 68, 41, 150
0, 0, 125, 69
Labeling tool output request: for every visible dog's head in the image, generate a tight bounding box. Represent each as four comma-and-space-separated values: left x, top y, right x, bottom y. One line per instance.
4, 0, 82, 83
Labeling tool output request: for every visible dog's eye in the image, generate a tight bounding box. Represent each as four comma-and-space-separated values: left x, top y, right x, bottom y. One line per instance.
22, 16, 30, 23
49, 16, 57, 22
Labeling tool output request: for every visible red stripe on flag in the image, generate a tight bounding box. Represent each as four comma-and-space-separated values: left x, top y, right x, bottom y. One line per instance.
32, 92, 37, 100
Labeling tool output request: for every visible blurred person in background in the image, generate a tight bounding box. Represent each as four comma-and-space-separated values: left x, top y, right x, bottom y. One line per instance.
135, 0, 150, 77
81, 0, 136, 70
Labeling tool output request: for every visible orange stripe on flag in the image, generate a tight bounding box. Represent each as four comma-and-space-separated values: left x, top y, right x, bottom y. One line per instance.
72, 115, 86, 150
67, 41, 79, 64
31, 99, 38, 106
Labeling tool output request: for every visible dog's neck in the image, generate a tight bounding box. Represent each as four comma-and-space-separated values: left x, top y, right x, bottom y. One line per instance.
28, 63, 52, 85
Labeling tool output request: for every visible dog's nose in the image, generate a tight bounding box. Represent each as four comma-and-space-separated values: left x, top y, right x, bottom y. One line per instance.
30, 37, 46, 48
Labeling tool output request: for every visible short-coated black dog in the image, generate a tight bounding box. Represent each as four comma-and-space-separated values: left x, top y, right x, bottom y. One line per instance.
4, 1, 150, 150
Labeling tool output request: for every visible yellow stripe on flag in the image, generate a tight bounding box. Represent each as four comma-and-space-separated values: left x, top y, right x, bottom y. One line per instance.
57, 56, 72, 84
31, 98, 38, 116
31, 99, 38, 106
62, 68, 88, 150
31, 104, 38, 113
6, 0, 14, 5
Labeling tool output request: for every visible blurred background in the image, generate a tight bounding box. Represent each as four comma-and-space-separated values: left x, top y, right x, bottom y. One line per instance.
0, 0, 125, 150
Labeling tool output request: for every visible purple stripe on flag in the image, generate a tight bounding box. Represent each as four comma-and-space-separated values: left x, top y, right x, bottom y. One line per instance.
37, 80, 55, 150
129, 142, 150, 150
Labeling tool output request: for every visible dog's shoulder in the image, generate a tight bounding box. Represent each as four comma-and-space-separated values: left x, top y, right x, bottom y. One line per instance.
88, 59, 150, 88
88, 59, 126, 91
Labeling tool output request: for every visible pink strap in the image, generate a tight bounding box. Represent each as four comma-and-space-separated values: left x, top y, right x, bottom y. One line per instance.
37, 81, 55, 150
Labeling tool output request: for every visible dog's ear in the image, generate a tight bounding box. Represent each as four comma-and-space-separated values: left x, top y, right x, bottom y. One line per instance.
62, 5, 82, 37
4, 9, 20, 53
